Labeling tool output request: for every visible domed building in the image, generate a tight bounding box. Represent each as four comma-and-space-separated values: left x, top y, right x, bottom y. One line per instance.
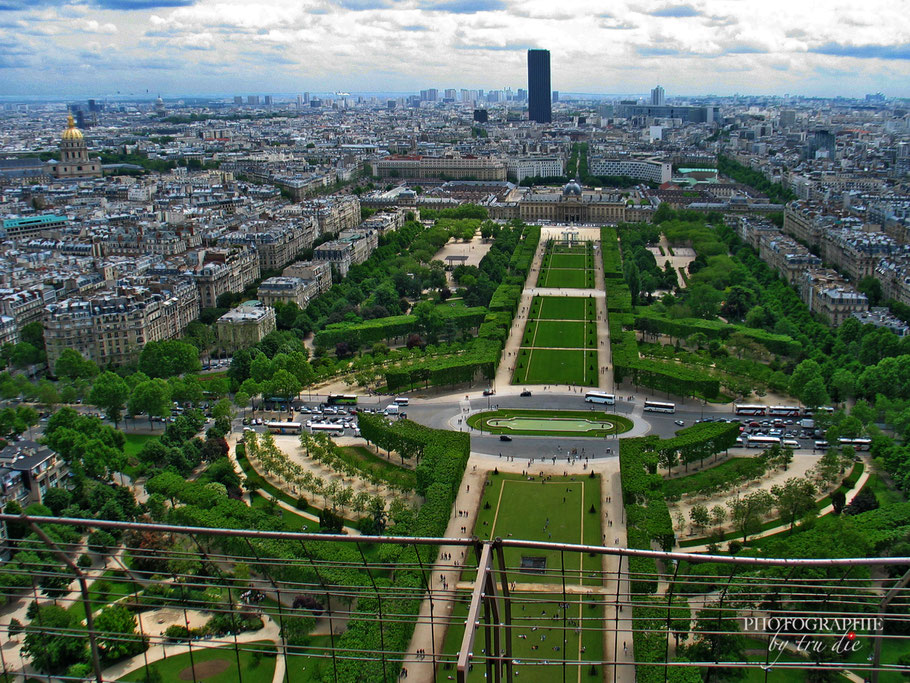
48, 116, 102, 179
562, 180, 583, 196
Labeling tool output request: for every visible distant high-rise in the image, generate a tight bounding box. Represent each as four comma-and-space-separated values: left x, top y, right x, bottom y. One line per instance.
527, 49, 552, 124
552, 90, 559, 103
234, 96, 243, 105
650, 85, 665, 106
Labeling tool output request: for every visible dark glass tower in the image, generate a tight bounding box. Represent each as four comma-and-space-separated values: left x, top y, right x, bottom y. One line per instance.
527, 49, 552, 124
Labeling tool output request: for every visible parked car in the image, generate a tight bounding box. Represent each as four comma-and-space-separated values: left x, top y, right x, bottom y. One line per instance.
483, 389, 495, 396
520, 390, 532, 397
674, 420, 684, 426
499, 435, 512, 442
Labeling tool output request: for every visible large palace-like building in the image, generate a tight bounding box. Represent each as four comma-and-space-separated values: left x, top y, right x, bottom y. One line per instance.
490, 181, 655, 223
48, 116, 102, 179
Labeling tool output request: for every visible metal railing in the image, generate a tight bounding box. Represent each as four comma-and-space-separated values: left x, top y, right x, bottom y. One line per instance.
0, 514, 908, 683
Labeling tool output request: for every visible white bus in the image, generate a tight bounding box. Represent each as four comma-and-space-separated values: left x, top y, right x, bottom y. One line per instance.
768, 405, 801, 417
838, 437, 872, 452
643, 400, 675, 414
307, 422, 345, 436
734, 404, 767, 416
746, 435, 781, 449
266, 422, 303, 435
584, 391, 616, 405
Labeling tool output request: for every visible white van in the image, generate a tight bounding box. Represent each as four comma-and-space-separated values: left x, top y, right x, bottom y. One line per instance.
394, 397, 410, 406
782, 439, 800, 448
384, 404, 400, 415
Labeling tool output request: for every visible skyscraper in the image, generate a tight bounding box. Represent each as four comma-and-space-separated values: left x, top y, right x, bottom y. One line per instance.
650, 85, 665, 106
527, 49, 552, 124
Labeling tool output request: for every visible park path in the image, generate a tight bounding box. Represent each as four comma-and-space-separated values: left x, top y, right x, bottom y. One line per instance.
402, 452, 636, 682
592, 239, 614, 391
493, 230, 548, 391
647, 235, 696, 289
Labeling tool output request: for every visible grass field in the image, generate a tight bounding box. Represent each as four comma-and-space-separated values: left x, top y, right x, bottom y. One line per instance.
117, 641, 277, 683
441, 593, 605, 682
547, 253, 588, 269
468, 409, 633, 437
477, 473, 603, 582
521, 320, 597, 348
442, 473, 606, 681
123, 433, 157, 458
531, 296, 594, 321
512, 348, 598, 386
537, 267, 594, 289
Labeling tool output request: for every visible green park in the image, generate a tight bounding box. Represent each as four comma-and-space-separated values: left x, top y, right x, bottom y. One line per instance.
468, 408, 633, 437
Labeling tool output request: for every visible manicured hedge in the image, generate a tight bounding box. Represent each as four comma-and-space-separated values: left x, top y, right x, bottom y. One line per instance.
600, 226, 624, 279
315, 307, 487, 349
633, 312, 799, 356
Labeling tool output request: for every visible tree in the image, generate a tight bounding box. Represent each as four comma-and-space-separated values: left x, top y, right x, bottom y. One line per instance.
129, 379, 172, 428
815, 450, 845, 486
690, 504, 710, 530
789, 359, 822, 399
727, 490, 774, 541
771, 477, 817, 532
54, 349, 98, 380
89, 372, 131, 427
710, 505, 726, 527
42, 487, 72, 516
845, 487, 879, 515
266, 369, 301, 410
22, 604, 87, 673
234, 390, 251, 417
94, 604, 147, 661
858, 275, 883, 307
800, 377, 830, 410
138, 340, 201, 378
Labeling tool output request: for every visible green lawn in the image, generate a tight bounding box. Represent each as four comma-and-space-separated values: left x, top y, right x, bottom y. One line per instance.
117, 641, 277, 683
537, 267, 592, 289
250, 492, 318, 532
468, 409, 633, 437
68, 570, 141, 622
548, 253, 588, 269
441, 592, 605, 682
123, 433, 158, 458
475, 473, 604, 583
513, 348, 598, 386
531, 296, 592, 321
522, 320, 596, 348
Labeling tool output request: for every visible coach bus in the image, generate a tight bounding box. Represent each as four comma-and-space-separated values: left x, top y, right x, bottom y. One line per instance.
768, 405, 801, 417
803, 406, 835, 417
308, 422, 346, 436
327, 394, 358, 406
838, 437, 872, 452
584, 391, 616, 405
745, 435, 781, 449
734, 404, 767, 416
266, 422, 303, 435
643, 400, 675, 413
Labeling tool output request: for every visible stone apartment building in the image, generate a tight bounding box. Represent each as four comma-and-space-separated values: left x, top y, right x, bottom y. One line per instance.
43, 281, 200, 369
215, 302, 276, 348
801, 269, 869, 326
371, 155, 508, 181
0, 288, 48, 339
217, 218, 316, 272
190, 247, 260, 309
313, 229, 379, 277
282, 261, 332, 296
758, 233, 822, 285
305, 196, 361, 237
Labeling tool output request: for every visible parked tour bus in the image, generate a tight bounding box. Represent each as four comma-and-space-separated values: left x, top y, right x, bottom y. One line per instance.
768, 405, 801, 417
266, 422, 302, 435
584, 391, 616, 405
643, 400, 675, 413
734, 404, 767, 416
327, 394, 358, 406
308, 422, 346, 436
838, 437, 872, 452
746, 435, 782, 449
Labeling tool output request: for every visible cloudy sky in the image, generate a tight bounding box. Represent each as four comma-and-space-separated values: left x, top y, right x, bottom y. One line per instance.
0, 0, 908, 99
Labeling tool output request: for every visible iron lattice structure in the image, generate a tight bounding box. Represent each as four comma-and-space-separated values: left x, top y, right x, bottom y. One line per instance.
0, 514, 908, 682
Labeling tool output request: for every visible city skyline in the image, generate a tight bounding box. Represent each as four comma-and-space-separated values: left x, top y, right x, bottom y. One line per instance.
0, 0, 908, 99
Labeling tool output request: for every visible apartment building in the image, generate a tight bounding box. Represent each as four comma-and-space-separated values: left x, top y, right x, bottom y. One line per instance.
257, 276, 311, 308
44, 281, 199, 368
191, 247, 261, 309
506, 157, 564, 182
305, 196, 361, 237
0, 288, 49, 337
217, 219, 315, 272
313, 230, 378, 277
758, 233, 822, 285
0, 441, 70, 505
215, 302, 276, 348
801, 269, 869, 326
371, 155, 508, 181
588, 157, 672, 184
282, 261, 332, 296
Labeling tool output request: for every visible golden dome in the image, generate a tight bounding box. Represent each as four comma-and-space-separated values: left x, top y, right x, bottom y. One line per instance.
61, 115, 84, 142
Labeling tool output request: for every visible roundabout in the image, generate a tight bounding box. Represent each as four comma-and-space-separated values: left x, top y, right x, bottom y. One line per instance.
467, 408, 634, 437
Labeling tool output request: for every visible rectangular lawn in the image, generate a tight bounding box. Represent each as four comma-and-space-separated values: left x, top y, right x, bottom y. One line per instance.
537, 268, 590, 289
522, 320, 597, 348
548, 253, 588, 269
513, 348, 597, 386
533, 296, 589, 320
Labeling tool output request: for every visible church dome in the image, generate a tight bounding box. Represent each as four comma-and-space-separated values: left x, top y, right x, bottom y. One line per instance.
61, 115, 84, 142
563, 180, 582, 196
